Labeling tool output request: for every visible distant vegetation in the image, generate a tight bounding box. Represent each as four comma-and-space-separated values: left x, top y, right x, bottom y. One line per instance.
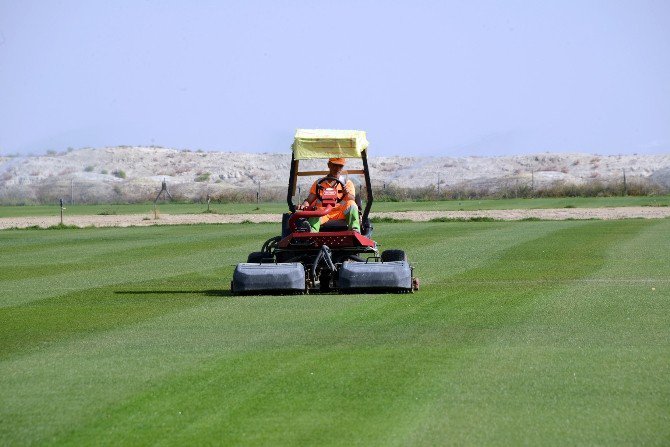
175, 178, 668, 205
0, 179, 668, 206
372, 179, 666, 202
194, 172, 211, 182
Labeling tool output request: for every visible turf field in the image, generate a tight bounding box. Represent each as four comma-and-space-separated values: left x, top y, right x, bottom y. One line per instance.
1, 219, 669, 445
0, 195, 668, 217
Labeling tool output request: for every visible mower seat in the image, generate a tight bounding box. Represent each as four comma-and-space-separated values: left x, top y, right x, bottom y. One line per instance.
282, 193, 368, 236
318, 195, 369, 234
320, 220, 349, 232
281, 214, 353, 236
321, 194, 364, 232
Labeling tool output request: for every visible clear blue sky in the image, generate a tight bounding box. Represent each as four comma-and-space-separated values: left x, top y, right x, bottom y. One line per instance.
1, 0, 668, 156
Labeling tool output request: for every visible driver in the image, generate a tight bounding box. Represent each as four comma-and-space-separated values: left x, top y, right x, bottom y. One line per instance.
297, 158, 361, 233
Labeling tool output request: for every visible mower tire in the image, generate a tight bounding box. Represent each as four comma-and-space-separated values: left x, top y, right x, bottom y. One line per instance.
381, 249, 407, 262
247, 251, 271, 263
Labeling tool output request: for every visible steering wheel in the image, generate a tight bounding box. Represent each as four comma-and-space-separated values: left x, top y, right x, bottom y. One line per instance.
315, 176, 346, 203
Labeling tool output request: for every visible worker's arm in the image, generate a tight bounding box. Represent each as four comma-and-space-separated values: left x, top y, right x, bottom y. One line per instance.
297, 192, 317, 210
344, 180, 356, 200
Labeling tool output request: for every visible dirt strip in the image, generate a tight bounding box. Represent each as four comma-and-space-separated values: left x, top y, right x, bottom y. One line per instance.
1, 207, 669, 229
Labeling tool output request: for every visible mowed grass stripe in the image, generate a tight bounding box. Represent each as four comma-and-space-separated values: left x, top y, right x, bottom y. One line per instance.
0, 222, 545, 444
0, 224, 266, 306
1, 220, 668, 446
377, 220, 577, 285
46, 221, 648, 446
2, 297, 408, 445
0, 225, 256, 281
388, 219, 670, 445
0, 224, 280, 355
0, 274, 221, 360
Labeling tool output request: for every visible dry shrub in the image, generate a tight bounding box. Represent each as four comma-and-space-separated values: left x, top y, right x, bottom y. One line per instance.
372, 178, 668, 202
2, 175, 668, 205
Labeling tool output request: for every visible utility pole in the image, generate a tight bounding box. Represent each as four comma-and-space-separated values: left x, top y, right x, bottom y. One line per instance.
71, 179, 74, 206
622, 169, 627, 196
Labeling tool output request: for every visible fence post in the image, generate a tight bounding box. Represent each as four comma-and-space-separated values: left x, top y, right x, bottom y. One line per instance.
531, 170, 534, 195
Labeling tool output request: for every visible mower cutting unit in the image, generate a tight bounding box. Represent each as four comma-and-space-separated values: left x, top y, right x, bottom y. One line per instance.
231, 129, 419, 294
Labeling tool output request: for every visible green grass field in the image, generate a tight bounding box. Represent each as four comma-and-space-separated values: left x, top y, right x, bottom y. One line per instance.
1, 195, 668, 217
1, 220, 669, 445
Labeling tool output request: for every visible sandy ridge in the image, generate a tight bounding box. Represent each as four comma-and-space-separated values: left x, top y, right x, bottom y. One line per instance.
2, 148, 670, 204
1, 207, 668, 229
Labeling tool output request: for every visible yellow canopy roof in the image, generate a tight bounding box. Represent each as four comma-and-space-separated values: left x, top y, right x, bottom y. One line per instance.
292, 129, 369, 160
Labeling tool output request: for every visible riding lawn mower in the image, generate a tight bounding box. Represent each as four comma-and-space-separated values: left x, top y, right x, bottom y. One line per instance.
231, 129, 419, 294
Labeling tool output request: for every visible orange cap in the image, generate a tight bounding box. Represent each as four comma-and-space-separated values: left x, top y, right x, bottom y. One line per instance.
328, 157, 346, 166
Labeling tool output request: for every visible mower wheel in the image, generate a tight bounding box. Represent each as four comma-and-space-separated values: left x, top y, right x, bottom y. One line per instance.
247, 251, 271, 263
381, 249, 407, 262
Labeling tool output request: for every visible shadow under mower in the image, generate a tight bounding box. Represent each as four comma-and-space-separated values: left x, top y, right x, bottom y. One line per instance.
231, 129, 419, 295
